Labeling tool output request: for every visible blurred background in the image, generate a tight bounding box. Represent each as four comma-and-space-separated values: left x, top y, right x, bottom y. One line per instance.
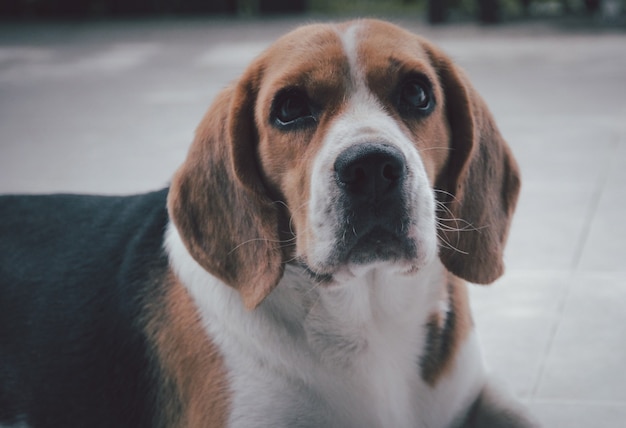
1, 0, 626, 24
0, 0, 625, 23
1, 1, 625, 427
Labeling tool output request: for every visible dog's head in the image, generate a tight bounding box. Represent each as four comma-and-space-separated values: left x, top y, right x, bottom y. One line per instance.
168, 20, 520, 309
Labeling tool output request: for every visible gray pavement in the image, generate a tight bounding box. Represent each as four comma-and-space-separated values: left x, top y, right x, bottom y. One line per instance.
1, 16, 625, 427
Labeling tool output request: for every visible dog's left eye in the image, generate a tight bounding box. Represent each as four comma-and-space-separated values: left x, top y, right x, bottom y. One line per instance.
272, 89, 315, 129
397, 76, 434, 115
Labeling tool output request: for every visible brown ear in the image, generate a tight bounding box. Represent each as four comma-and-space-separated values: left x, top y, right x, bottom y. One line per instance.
167, 67, 284, 309
427, 45, 521, 284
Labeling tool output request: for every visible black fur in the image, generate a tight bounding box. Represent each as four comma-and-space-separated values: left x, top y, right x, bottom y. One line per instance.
0, 189, 169, 428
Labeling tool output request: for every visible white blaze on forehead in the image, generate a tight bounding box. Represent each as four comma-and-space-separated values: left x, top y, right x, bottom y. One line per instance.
331, 22, 390, 132
335, 22, 378, 108
337, 22, 363, 86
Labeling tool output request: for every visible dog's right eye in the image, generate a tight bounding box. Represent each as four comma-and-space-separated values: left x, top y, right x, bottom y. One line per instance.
271, 89, 316, 129
395, 74, 435, 118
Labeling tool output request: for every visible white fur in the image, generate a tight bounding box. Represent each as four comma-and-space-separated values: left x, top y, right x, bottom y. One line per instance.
165, 21, 487, 428
306, 23, 439, 276
166, 225, 485, 428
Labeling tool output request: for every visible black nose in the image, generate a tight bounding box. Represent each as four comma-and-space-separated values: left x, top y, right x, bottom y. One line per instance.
334, 143, 406, 201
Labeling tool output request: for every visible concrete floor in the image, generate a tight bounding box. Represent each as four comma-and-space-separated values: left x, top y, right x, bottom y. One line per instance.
1, 16, 625, 427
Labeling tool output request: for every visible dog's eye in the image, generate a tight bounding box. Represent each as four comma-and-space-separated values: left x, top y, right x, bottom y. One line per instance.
272, 89, 315, 129
401, 81, 429, 108
397, 77, 434, 115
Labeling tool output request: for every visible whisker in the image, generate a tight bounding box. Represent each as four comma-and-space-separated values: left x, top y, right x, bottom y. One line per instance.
436, 230, 469, 255
434, 199, 483, 234
433, 188, 461, 204
282, 254, 301, 265
228, 236, 296, 255
436, 218, 480, 232
417, 146, 451, 154
436, 222, 469, 232
287, 200, 309, 236
435, 201, 462, 234
271, 199, 309, 239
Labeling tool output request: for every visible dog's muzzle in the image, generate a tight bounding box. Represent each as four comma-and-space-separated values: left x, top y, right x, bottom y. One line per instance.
333, 143, 416, 265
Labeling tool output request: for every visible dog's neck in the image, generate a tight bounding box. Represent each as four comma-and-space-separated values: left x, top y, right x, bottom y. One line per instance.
165, 222, 481, 427
166, 222, 447, 368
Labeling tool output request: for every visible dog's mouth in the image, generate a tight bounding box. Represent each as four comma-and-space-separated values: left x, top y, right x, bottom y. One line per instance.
343, 226, 416, 265
299, 223, 418, 283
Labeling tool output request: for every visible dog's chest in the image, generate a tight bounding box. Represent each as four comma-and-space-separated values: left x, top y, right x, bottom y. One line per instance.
225, 339, 424, 428
201, 267, 446, 428
227, 314, 426, 427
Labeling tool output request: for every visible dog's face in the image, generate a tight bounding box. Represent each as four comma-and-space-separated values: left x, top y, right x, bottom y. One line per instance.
254, 22, 450, 280
169, 20, 521, 308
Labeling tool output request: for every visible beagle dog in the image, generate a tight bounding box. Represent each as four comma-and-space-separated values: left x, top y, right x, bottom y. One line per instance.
0, 20, 539, 428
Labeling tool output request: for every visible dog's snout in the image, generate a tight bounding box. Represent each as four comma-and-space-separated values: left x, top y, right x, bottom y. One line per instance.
334, 144, 406, 200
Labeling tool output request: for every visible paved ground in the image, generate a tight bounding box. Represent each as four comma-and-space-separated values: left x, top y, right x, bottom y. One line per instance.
1, 16, 625, 427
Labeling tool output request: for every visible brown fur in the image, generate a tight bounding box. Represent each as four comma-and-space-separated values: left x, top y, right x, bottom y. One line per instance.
168, 84, 284, 309
420, 274, 474, 386
343, 21, 520, 284
423, 41, 522, 285
168, 18, 520, 306
252, 24, 351, 265
146, 271, 230, 428
162, 18, 523, 425
356, 21, 451, 184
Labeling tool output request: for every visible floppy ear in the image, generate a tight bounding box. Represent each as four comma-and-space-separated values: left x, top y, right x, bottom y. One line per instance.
427, 44, 521, 284
168, 65, 284, 309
